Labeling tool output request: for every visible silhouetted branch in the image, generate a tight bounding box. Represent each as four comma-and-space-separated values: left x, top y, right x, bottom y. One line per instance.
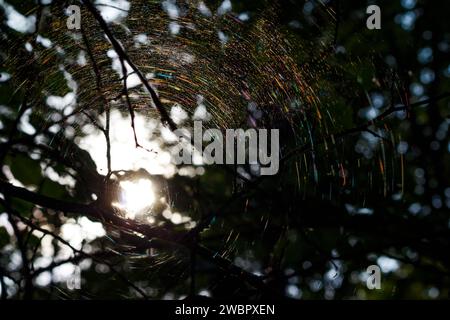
0, 198, 149, 299
0, 180, 272, 293
281, 92, 450, 163
81, 0, 178, 131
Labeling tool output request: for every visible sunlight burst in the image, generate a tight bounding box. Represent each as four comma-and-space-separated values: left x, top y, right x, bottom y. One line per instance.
113, 179, 155, 219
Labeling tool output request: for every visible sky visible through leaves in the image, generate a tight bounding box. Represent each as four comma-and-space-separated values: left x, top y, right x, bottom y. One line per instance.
0, 0, 449, 300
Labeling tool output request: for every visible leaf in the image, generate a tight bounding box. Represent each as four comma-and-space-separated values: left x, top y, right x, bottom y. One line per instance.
40, 179, 69, 201
0, 227, 10, 247
6, 153, 42, 187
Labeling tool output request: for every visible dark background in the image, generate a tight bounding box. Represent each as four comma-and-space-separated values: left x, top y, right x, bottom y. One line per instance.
0, 0, 449, 300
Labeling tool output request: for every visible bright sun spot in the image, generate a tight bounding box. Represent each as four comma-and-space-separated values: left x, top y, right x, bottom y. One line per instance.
113, 179, 155, 219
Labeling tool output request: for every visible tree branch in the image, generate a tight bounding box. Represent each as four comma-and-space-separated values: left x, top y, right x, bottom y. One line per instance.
0, 198, 149, 299
80, 0, 178, 131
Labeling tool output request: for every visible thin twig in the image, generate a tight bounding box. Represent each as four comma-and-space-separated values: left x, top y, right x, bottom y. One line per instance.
281, 92, 450, 163
0, 199, 149, 299
81, 0, 177, 131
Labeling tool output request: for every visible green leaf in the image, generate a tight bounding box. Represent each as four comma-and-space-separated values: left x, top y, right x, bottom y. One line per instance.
40, 178, 69, 200
6, 153, 42, 187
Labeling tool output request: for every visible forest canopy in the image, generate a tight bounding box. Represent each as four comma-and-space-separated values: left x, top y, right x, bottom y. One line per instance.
0, 0, 449, 300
